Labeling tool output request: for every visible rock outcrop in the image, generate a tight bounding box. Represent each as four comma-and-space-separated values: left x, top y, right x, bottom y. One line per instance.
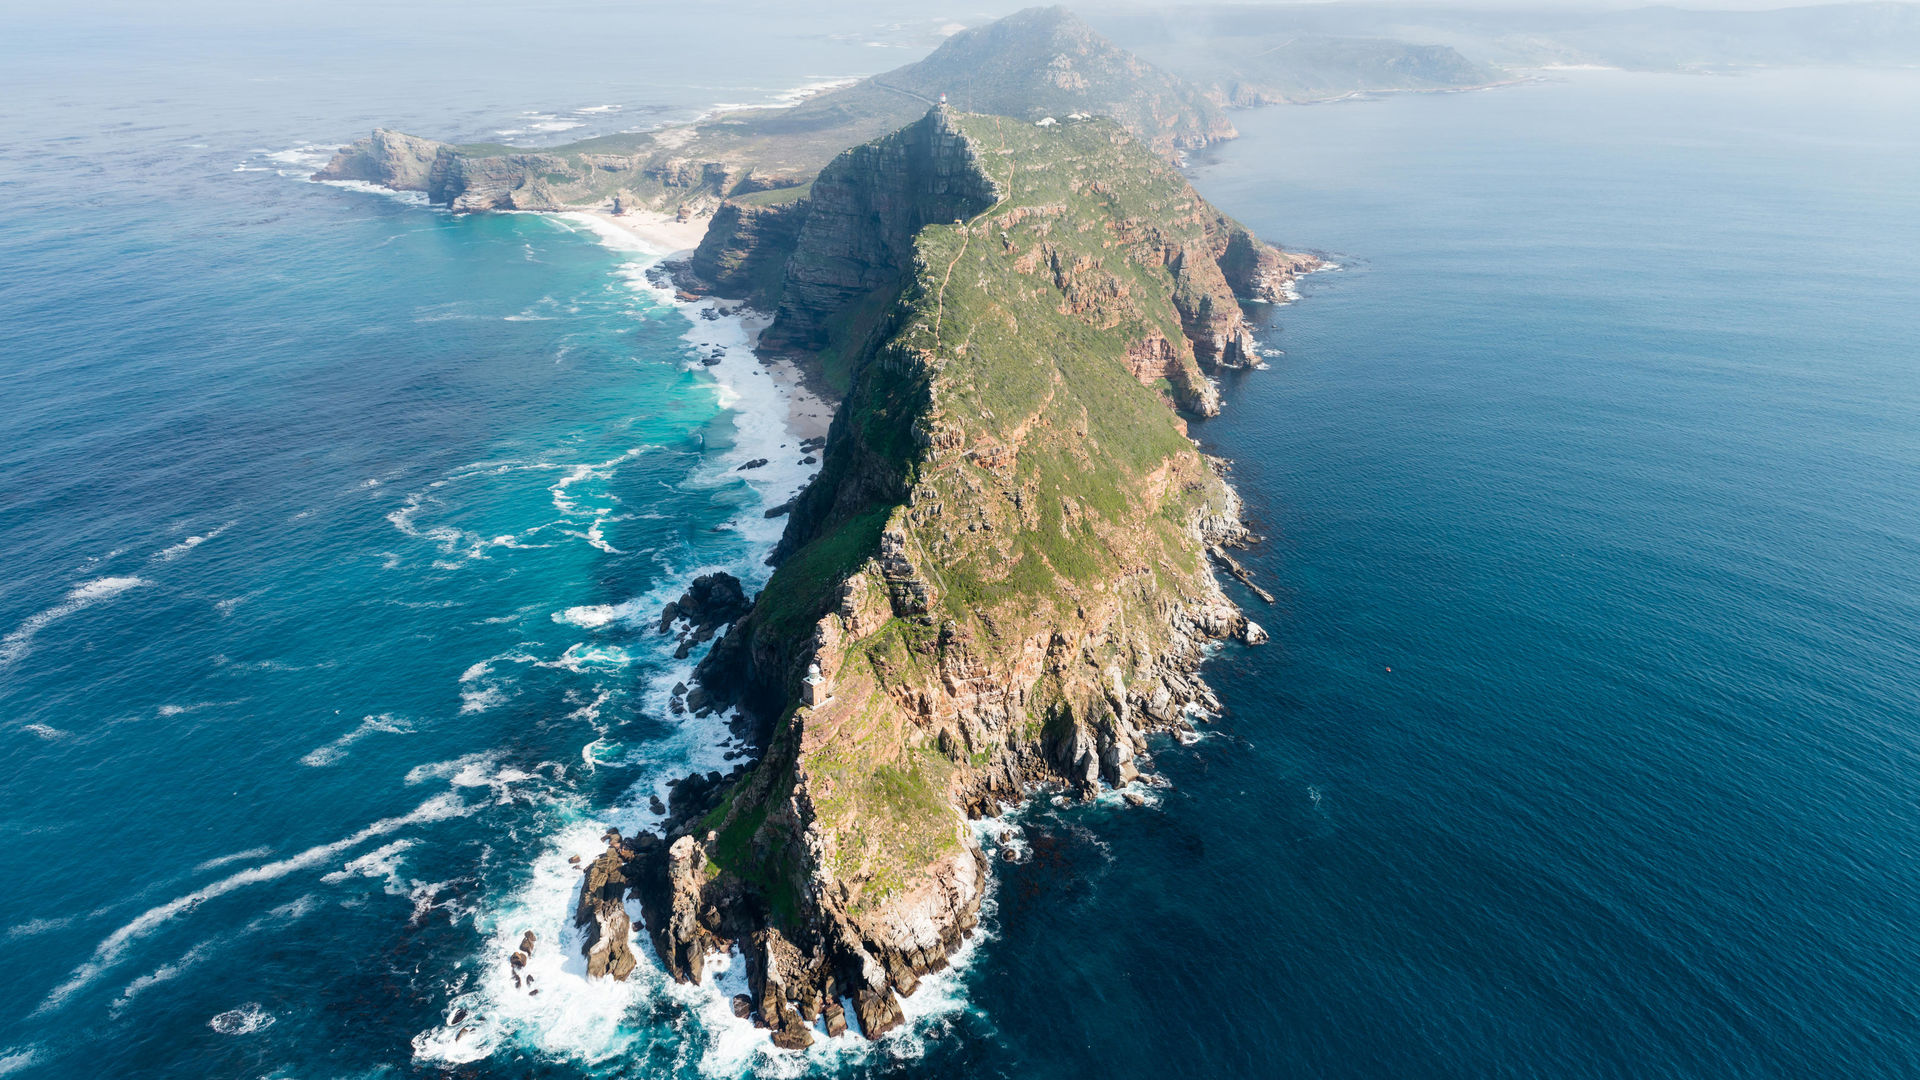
312, 128, 450, 191
574, 835, 638, 981
658, 572, 752, 660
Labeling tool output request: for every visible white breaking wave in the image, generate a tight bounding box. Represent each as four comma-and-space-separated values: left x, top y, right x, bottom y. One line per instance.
35, 793, 473, 1014
0, 1047, 44, 1077
552, 601, 639, 630
321, 839, 417, 890
314, 178, 432, 205
705, 76, 862, 116
457, 653, 537, 715
537, 643, 634, 675
0, 577, 151, 668
208, 1003, 275, 1035
382, 449, 649, 569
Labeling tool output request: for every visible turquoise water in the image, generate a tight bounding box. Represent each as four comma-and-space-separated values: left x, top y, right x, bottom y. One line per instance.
5, 14, 1920, 1076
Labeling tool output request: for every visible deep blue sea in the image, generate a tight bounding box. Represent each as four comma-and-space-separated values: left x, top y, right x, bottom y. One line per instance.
5, 6, 1919, 1075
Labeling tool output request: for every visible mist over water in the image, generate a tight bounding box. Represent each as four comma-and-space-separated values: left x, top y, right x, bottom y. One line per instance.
4, 5, 1919, 1077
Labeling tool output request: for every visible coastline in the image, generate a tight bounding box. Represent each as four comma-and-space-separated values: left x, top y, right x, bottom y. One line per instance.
554, 209, 835, 444
404, 202, 876, 1069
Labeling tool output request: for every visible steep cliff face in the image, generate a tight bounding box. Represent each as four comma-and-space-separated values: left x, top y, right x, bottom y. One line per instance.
759, 107, 1002, 357
601, 110, 1308, 1045
681, 196, 810, 308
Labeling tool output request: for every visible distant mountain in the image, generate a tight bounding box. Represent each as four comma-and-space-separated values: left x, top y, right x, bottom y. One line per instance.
862, 6, 1236, 152
315, 6, 1231, 216
1510, 2, 1920, 70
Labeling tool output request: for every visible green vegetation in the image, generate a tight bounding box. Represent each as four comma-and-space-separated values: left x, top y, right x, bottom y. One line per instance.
817, 286, 902, 399
733, 182, 812, 207
752, 506, 892, 645
806, 727, 961, 915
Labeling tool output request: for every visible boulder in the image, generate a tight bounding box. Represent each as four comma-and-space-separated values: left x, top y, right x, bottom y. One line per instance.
823, 1001, 848, 1037
853, 987, 904, 1039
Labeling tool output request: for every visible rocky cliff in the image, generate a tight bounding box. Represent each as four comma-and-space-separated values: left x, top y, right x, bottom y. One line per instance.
313, 7, 1232, 219
679, 195, 810, 309
758, 107, 1002, 359
572, 108, 1314, 1046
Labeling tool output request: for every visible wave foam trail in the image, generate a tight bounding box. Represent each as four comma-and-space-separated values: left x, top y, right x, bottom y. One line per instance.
194, 847, 275, 873
321, 839, 417, 890
1, 577, 151, 667
301, 713, 412, 767
412, 813, 655, 1068
151, 522, 233, 562
36, 794, 473, 1014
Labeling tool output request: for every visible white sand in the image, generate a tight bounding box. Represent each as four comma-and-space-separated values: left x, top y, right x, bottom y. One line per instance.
575, 208, 712, 256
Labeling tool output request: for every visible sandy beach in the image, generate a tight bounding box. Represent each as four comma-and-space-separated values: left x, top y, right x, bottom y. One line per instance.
575, 207, 713, 255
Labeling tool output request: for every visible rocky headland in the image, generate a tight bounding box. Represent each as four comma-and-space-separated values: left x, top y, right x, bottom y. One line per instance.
574, 105, 1314, 1046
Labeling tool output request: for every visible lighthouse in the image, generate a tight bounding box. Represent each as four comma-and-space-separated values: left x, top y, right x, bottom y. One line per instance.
802, 661, 829, 705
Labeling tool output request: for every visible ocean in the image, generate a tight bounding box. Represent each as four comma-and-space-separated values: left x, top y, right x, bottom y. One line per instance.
4, 8, 1919, 1076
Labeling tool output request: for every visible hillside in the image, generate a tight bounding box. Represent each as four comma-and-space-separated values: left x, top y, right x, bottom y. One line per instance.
597, 106, 1314, 1047
312, 7, 1232, 216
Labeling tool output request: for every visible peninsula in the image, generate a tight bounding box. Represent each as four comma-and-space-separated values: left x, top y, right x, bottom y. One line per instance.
319, 6, 1318, 1049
